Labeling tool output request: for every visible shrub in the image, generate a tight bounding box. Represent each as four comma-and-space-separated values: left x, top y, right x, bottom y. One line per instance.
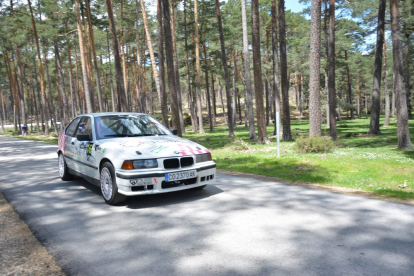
295, 136, 335, 153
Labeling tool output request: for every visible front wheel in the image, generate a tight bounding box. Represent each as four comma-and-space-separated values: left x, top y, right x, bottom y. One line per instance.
100, 162, 127, 205
58, 153, 74, 181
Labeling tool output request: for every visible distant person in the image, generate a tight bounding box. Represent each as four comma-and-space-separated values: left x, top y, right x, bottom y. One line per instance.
22, 124, 28, 136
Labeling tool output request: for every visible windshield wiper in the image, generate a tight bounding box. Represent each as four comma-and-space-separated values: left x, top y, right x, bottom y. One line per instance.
104, 134, 133, 137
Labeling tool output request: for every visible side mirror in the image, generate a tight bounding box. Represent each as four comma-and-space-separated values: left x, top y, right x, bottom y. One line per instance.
77, 134, 92, 141
171, 129, 178, 135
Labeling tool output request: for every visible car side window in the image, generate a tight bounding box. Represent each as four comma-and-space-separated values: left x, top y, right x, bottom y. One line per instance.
66, 118, 81, 137
76, 117, 93, 139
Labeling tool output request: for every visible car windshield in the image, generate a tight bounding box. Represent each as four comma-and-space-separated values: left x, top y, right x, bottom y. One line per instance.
95, 115, 171, 140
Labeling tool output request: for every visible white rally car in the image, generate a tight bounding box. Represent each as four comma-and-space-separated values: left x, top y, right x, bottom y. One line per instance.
57, 113, 216, 205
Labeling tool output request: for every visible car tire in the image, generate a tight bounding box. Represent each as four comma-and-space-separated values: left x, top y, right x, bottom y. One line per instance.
100, 162, 127, 205
193, 185, 207, 190
58, 153, 75, 181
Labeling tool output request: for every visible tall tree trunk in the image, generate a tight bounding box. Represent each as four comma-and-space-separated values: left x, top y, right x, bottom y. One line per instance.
242, 0, 255, 139
27, 56, 40, 133
383, 43, 390, 126
369, 0, 386, 134
357, 73, 361, 118
170, 1, 185, 133
184, 0, 197, 132
120, 0, 129, 110
0, 89, 5, 133
162, 0, 182, 136
4, 53, 19, 131
75, 0, 93, 113
309, 0, 322, 136
231, 49, 237, 128
157, 0, 170, 128
252, 0, 269, 144
345, 50, 354, 119
44, 50, 58, 135
215, 0, 234, 137
194, 0, 205, 134
28, 0, 49, 135
140, 0, 169, 126
211, 74, 217, 121
135, 0, 145, 113
15, 47, 26, 126
106, 0, 127, 112
54, 41, 69, 128
390, 0, 412, 148
271, 0, 281, 136
67, 45, 77, 118
86, 0, 103, 112
404, 33, 411, 116
203, 43, 213, 132
279, 0, 292, 141
328, 0, 337, 140
106, 27, 116, 112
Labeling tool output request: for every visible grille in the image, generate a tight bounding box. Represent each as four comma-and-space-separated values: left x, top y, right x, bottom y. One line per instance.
180, 157, 194, 167
164, 158, 179, 169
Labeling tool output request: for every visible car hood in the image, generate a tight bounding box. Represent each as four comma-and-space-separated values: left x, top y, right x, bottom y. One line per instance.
98, 135, 210, 159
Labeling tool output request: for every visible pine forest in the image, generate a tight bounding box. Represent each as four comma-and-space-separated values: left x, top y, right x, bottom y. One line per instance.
0, 0, 413, 148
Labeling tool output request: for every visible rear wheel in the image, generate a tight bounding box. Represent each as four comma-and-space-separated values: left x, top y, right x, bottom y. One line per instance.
58, 153, 74, 181
100, 162, 127, 205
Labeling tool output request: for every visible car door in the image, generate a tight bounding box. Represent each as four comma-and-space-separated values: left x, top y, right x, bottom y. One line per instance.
63, 117, 81, 172
74, 116, 98, 178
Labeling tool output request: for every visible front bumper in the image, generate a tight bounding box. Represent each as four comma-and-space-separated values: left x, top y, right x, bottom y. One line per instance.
115, 162, 216, 196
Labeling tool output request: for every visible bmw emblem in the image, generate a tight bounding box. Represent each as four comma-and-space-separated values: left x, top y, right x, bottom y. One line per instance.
174, 151, 180, 154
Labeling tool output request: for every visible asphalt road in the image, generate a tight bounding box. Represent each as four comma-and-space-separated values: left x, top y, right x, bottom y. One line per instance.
1, 135, 414, 276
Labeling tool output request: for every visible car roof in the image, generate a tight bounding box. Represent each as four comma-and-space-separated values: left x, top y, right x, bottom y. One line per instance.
78, 112, 148, 118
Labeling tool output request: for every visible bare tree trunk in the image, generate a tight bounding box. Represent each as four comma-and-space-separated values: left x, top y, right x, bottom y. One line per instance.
357, 73, 361, 118
106, 0, 127, 112
252, 0, 269, 144
157, 0, 170, 129
215, 0, 234, 137
390, 0, 412, 148
170, 1, 185, 133
135, 0, 144, 113
309, 0, 322, 135
184, 0, 197, 132
211, 74, 217, 126
242, 0, 256, 139
203, 43, 213, 132
67, 45, 77, 118
0, 89, 5, 133
140, 0, 168, 126
86, 0, 103, 112
28, 0, 49, 135
328, 0, 337, 140
369, 0, 386, 134
279, 0, 292, 141
194, 0, 205, 134
162, 0, 181, 136
404, 33, 411, 116
219, 83, 227, 124
15, 47, 26, 126
54, 41, 69, 129
75, 0, 93, 114
271, 0, 281, 136
345, 50, 354, 119
383, 43, 390, 126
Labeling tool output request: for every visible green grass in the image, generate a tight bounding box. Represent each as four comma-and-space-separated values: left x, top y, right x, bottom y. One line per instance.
184, 116, 414, 200
2, 128, 59, 144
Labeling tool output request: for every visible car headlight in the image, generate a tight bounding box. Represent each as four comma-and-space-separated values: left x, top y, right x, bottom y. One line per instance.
196, 153, 212, 163
121, 159, 158, 170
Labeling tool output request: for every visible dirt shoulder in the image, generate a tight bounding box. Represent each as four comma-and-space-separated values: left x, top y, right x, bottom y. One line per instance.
0, 192, 65, 276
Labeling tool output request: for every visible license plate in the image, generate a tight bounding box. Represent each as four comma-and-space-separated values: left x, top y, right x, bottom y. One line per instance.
165, 170, 196, 182
130, 178, 152, 186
